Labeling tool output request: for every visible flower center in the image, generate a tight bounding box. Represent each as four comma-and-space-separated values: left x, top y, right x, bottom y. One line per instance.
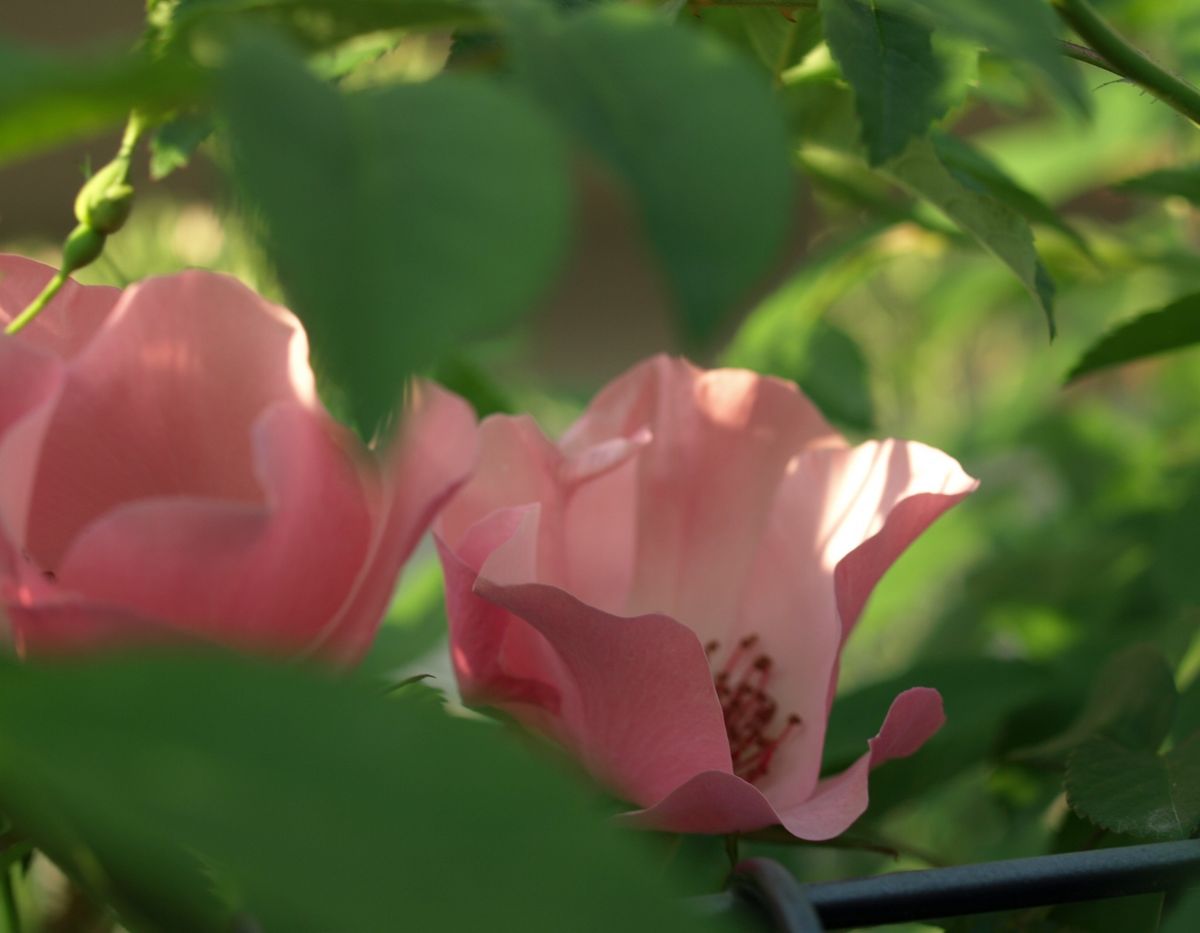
705, 635, 801, 784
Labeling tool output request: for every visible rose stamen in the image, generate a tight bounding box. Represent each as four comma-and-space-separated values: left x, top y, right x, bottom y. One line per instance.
706, 637, 802, 784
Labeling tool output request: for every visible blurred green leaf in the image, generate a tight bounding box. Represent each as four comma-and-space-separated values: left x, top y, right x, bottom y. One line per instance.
432, 354, 516, 418
1175, 681, 1200, 746
1163, 887, 1200, 933
1066, 733, 1200, 840
1066, 293, 1200, 384
724, 230, 885, 373
219, 34, 569, 435
789, 319, 876, 431
509, 6, 794, 345
161, 0, 483, 46
933, 131, 1092, 258
732, 8, 824, 77
0, 653, 710, 933
1115, 164, 1200, 206
885, 136, 1057, 336
149, 111, 213, 180
1012, 644, 1178, 762
0, 41, 202, 167
885, 0, 1089, 114
822, 0, 951, 165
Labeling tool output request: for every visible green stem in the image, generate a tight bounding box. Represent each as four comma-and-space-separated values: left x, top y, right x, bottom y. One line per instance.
1053, 0, 1200, 126
4, 272, 68, 336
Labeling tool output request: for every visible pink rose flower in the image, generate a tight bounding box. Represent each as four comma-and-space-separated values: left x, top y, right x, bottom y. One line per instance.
0, 254, 475, 663
436, 355, 977, 839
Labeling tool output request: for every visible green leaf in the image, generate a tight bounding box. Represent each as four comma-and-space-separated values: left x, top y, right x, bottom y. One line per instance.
1066, 293, 1200, 384
884, 136, 1057, 336
0, 653, 709, 933
821, 0, 951, 165
1174, 680, 1200, 746
1163, 888, 1200, 933
1066, 733, 1200, 840
509, 6, 794, 344
1115, 164, 1200, 207
149, 111, 214, 180
219, 34, 569, 435
933, 131, 1092, 257
1012, 644, 1178, 762
0, 41, 202, 167
884, 0, 1089, 115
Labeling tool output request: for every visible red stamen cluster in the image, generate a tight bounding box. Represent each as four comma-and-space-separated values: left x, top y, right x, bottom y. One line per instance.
706, 635, 801, 784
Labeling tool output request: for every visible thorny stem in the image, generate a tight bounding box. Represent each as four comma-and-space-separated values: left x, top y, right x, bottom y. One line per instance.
1052, 0, 1200, 126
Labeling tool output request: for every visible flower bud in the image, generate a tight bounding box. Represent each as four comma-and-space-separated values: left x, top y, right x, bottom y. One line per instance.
61, 224, 106, 273
74, 161, 135, 234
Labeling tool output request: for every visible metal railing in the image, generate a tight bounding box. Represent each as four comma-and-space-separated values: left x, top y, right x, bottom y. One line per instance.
697, 839, 1200, 931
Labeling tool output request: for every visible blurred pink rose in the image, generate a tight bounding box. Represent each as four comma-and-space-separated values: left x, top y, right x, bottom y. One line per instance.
0, 254, 475, 663
436, 355, 977, 839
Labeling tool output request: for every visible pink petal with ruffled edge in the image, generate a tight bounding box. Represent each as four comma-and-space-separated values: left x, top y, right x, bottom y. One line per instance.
315, 383, 478, 665
624, 687, 944, 839
442, 504, 734, 807
23, 271, 314, 571
28, 403, 372, 655
728, 439, 978, 812
0, 254, 120, 358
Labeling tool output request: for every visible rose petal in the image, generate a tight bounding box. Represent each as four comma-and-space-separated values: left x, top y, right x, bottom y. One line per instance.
563, 355, 844, 644
437, 508, 566, 725
435, 414, 645, 614
456, 505, 735, 807
831, 442, 979, 643
314, 383, 478, 665
730, 440, 976, 809
51, 403, 372, 654
0, 254, 119, 358
774, 687, 945, 840
621, 770, 781, 835
0, 340, 63, 570
24, 270, 315, 569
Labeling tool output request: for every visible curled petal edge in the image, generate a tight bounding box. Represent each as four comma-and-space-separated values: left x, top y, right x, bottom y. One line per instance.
621, 686, 944, 840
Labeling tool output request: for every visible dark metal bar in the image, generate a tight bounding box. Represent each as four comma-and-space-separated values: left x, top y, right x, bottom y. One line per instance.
721, 840, 1200, 930
729, 859, 825, 932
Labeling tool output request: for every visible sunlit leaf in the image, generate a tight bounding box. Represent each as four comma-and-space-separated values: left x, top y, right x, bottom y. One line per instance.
933, 130, 1092, 257
885, 136, 1057, 335
822, 0, 951, 165
219, 33, 569, 435
1066, 733, 1200, 840
884, 0, 1089, 114
509, 6, 794, 344
1066, 292, 1200, 383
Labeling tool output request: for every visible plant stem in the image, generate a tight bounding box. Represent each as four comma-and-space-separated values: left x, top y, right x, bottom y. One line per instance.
4, 272, 68, 337
1053, 0, 1200, 125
